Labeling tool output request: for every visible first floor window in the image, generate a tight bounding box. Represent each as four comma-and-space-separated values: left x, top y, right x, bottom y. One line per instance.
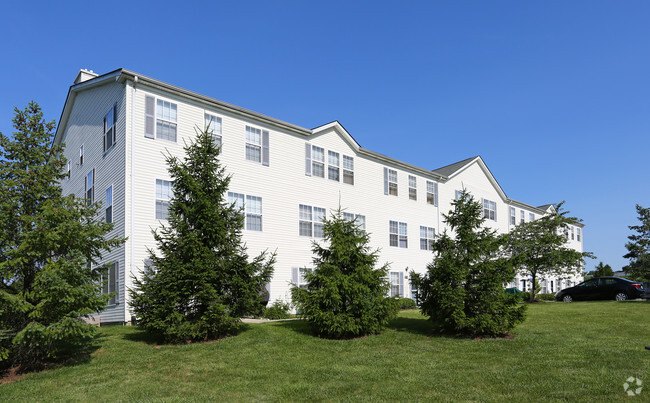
205, 113, 223, 149
156, 179, 172, 220
389, 221, 408, 248
328, 151, 340, 181
343, 155, 354, 185
299, 204, 325, 237
483, 199, 497, 221
105, 185, 113, 224
102, 262, 119, 305
389, 271, 403, 297
510, 207, 516, 225
408, 175, 417, 201
246, 195, 262, 231
420, 226, 435, 251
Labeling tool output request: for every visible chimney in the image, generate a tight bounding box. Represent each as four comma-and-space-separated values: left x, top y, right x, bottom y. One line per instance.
74, 68, 99, 84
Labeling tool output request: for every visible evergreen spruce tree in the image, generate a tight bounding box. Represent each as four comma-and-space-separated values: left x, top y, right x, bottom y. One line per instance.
0, 102, 124, 368
291, 209, 398, 339
413, 192, 525, 337
129, 129, 275, 343
623, 204, 650, 283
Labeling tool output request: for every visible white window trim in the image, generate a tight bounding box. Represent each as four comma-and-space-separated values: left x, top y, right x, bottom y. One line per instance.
155, 98, 178, 143
155, 179, 172, 220
389, 220, 408, 248
299, 204, 325, 238
408, 175, 417, 201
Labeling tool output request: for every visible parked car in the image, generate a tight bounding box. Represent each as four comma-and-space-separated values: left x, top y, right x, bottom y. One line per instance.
555, 277, 645, 302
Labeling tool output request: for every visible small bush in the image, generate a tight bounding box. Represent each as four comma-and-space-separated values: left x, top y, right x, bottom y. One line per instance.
537, 293, 556, 301
262, 300, 292, 320
520, 292, 531, 302
398, 298, 417, 310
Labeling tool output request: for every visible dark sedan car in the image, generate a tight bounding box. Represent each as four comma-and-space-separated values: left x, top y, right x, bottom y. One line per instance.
555, 277, 645, 302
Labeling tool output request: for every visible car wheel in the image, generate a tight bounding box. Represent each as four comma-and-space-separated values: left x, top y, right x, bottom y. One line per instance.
562, 295, 573, 303
615, 292, 628, 301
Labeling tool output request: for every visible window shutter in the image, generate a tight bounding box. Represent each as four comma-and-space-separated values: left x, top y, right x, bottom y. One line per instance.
399, 272, 404, 297
145, 96, 155, 138
383, 167, 389, 195
292, 267, 299, 285
305, 143, 311, 176
433, 182, 438, 206
103, 116, 107, 152
262, 130, 269, 166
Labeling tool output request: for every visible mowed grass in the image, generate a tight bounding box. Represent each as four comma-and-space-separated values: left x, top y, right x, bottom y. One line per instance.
2, 301, 649, 401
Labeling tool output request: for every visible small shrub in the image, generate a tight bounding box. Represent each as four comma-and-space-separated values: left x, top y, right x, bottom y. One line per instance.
520, 292, 531, 302
398, 298, 417, 310
537, 293, 556, 301
262, 300, 292, 320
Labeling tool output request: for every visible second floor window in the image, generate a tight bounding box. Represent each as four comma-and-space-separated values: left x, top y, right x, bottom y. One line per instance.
156, 179, 172, 220
483, 199, 497, 221
299, 204, 325, 237
389, 220, 407, 248
420, 226, 435, 250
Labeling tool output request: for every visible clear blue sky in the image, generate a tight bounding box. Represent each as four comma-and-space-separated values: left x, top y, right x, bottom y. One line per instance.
1, 1, 648, 272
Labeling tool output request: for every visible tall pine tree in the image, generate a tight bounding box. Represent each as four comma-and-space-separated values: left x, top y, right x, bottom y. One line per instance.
413, 192, 525, 337
291, 209, 398, 339
0, 102, 124, 368
623, 204, 650, 282
129, 129, 275, 343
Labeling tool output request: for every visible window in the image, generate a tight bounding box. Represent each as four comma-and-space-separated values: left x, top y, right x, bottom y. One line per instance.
246, 195, 262, 231
384, 168, 398, 196
299, 205, 325, 237
143, 259, 155, 276
155, 179, 172, 220
156, 99, 178, 142
455, 190, 469, 200
529, 213, 534, 222
510, 207, 516, 225
205, 113, 222, 149
410, 279, 419, 303
343, 212, 366, 230
420, 226, 435, 250
311, 146, 325, 177
520, 210, 525, 224
245, 125, 269, 165
85, 169, 94, 206
426, 181, 438, 206
328, 151, 340, 181
343, 155, 354, 185
577, 227, 581, 242
389, 221, 408, 248
66, 161, 71, 179
228, 193, 262, 231
292, 267, 313, 289
104, 104, 117, 152
483, 199, 497, 221
102, 262, 119, 305
408, 175, 417, 201
571, 226, 575, 240
105, 186, 113, 224
389, 272, 403, 297
79, 144, 84, 165
550, 280, 554, 293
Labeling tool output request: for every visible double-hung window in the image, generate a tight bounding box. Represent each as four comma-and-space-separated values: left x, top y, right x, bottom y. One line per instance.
104, 104, 117, 152
102, 262, 119, 305
343, 155, 354, 185
299, 205, 325, 237
328, 151, 340, 181
246, 196, 262, 231
455, 190, 468, 200
389, 272, 404, 297
408, 175, 417, 201
389, 221, 408, 248
426, 181, 438, 206
343, 212, 366, 230
311, 146, 325, 177
571, 226, 575, 240
510, 207, 516, 225
384, 168, 398, 196
106, 186, 113, 224
420, 226, 435, 250
245, 125, 269, 165
292, 267, 313, 289
85, 169, 94, 206
66, 161, 71, 179
483, 199, 497, 221
205, 113, 222, 149
520, 210, 525, 224
529, 213, 534, 222
80, 144, 84, 165
156, 179, 172, 220
145, 96, 177, 142
577, 228, 581, 242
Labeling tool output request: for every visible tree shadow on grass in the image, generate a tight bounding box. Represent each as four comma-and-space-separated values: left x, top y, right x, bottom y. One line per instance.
274, 319, 313, 336
121, 323, 256, 346
387, 316, 435, 336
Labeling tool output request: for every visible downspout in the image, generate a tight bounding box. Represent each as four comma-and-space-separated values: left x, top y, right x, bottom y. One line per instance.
129, 76, 137, 323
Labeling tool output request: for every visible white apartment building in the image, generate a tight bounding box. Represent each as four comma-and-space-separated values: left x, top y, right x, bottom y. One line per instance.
54, 68, 584, 324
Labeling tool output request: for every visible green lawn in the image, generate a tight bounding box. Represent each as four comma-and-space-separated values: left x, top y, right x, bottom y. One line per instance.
2, 301, 649, 401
